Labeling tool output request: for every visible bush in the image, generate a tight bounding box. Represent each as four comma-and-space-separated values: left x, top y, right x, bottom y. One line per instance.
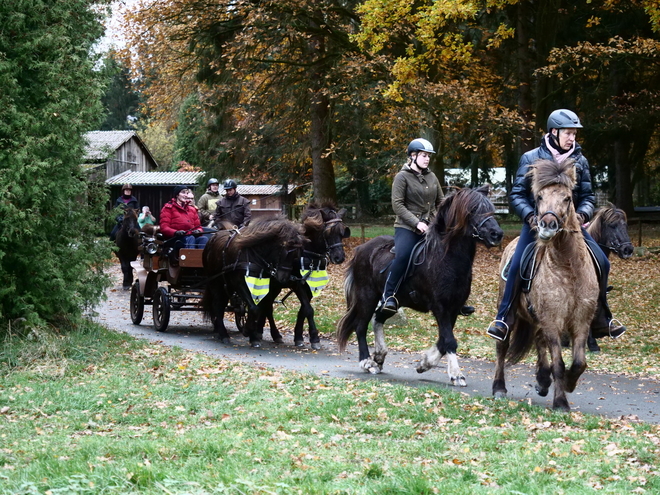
0, 1, 113, 329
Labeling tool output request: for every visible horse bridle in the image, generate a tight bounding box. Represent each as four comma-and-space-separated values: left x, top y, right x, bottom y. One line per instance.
472, 214, 496, 241
322, 217, 346, 251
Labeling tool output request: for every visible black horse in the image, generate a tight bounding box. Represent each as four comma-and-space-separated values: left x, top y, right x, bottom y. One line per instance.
259, 202, 351, 349
585, 204, 633, 352
337, 186, 503, 386
202, 216, 304, 347
115, 207, 141, 290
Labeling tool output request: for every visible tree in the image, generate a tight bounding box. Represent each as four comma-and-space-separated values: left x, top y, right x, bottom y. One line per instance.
0, 0, 113, 328
99, 50, 142, 130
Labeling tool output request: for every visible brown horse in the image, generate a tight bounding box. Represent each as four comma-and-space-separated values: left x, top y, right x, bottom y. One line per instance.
201, 216, 304, 347
492, 159, 599, 411
115, 207, 141, 290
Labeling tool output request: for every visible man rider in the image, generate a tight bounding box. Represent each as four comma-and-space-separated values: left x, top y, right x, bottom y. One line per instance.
213, 179, 252, 229
486, 109, 626, 342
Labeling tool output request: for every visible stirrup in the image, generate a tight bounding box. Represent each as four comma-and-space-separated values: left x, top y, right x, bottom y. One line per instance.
608, 318, 626, 339
487, 319, 509, 342
377, 296, 398, 315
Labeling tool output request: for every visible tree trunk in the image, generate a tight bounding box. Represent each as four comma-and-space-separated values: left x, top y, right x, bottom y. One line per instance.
613, 138, 634, 216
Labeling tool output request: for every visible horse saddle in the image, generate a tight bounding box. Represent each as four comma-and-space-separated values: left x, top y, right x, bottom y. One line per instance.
502, 237, 604, 293
380, 238, 427, 280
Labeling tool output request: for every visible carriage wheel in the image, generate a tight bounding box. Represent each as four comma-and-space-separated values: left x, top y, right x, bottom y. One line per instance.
153, 287, 171, 332
129, 281, 144, 325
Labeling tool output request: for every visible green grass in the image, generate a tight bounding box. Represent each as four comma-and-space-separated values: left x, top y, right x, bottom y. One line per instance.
1, 323, 659, 494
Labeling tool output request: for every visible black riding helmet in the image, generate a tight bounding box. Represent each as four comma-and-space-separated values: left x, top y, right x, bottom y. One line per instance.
223, 179, 238, 190
546, 109, 583, 132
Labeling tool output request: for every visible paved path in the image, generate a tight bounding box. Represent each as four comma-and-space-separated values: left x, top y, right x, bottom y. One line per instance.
94, 270, 659, 424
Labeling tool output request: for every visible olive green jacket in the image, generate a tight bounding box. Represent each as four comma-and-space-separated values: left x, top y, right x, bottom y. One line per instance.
392, 164, 443, 232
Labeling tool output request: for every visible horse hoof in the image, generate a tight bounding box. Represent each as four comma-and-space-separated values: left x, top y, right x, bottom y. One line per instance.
553, 400, 571, 412
367, 366, 381, 375
588, 344, 601, 353
535, 384, 549, 397
451, 376, 467, 387
294, 340, 304, 347
310, 342, 321, 350
273, 337, 284, 344
251, 342, 261, 348
220, 338, 231, 345
416, 366, 427, 374
493, 390, 507, 399
122, 286, 131, 291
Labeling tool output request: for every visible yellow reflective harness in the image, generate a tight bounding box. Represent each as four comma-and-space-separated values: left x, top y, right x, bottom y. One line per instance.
300, 257, 329, 297
245, 269, 270, 305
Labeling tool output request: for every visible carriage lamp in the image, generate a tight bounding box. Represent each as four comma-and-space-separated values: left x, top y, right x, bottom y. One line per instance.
144, 239, 158, 255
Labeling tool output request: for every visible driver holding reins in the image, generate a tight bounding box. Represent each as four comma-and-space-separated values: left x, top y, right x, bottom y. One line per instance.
486, 109, 626, 342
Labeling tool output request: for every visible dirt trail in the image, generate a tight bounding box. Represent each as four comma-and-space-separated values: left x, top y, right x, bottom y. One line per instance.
94, 264, 660, 424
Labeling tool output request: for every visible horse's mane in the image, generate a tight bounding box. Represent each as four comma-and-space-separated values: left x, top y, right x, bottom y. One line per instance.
301, 200, 346, 238
529, 159, 576, 196
431, 185, 493, 246
123, 207, 138, 220
587, 204, 626, 243
234, 216, 303, 250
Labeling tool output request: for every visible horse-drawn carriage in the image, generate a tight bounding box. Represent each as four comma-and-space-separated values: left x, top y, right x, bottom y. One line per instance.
128, 233, 247, 333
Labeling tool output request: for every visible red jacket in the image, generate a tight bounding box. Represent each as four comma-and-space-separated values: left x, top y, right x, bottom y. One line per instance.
159, 200, 202, 238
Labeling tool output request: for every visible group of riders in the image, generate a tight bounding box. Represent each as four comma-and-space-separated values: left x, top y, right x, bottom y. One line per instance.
112, 107, 626, 345
375, 108, 626, 344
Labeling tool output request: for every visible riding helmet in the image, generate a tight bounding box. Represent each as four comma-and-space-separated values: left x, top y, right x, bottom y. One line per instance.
407, 138, 436, 156
207, 178, 219, 187
122, 183, 132, 190
546, 109, 583, 131
223, 179, 238, 190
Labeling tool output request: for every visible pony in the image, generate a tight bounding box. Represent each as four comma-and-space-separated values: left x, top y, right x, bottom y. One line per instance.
259, 202, 351, 349
202, 216, 305, 347
337, 185, 503, 386
115, 207, 141, 290
584, 205, 633, 352
491, 159, 599, 411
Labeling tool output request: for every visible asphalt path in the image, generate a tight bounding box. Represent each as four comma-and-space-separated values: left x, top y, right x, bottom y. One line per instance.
94, 268, 660, 424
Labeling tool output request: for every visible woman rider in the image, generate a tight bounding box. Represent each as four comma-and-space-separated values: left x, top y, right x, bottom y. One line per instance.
486, 109, 626, 341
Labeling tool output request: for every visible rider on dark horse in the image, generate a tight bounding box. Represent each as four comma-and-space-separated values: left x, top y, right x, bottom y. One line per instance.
486, 109, 626, 342
110, 183, 139, 241
376, 138, 474, 320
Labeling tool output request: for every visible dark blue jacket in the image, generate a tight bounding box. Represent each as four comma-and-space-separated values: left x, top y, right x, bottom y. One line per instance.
509, 137, 595, 223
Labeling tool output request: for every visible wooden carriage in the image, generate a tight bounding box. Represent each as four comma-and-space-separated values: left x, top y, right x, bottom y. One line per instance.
129, 234, 246, 332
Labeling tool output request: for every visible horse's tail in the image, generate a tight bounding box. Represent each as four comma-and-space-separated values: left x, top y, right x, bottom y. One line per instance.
336, 260, 358, 352
201, 286, 213, 321
506, 319, 535, 364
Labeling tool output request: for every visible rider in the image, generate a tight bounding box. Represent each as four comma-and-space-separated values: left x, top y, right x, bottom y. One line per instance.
213, 179, 252, 229
110, 183, 139, 241
197, 178, 221, 217
159, 185, 208, 261
376, 138, 444, 317
486, 109, 626, 341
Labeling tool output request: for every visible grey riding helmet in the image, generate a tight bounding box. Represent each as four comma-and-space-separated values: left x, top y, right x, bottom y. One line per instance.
207, 178, 219, 187
546, 109, 583, 131
407, 138, 436, 156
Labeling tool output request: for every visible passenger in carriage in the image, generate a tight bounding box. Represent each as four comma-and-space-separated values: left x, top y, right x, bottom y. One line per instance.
138, 206, 156, 230
159, 185, 208, 263
213, 179, 252, 229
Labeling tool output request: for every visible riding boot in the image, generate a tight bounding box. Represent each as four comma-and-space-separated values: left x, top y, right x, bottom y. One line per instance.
487, 278, 522, 341
376, 275, 399, 321
590, 295, 626, 339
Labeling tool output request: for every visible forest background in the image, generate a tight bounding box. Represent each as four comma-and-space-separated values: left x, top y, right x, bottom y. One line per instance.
105, 0, 660, 218
3, 0, 660, 328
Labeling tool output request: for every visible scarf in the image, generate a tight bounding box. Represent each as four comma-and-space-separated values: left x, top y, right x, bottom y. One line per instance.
544, 134, 575, 164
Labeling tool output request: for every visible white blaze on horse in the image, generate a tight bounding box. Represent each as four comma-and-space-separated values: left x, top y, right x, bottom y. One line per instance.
492, 159, 599, 411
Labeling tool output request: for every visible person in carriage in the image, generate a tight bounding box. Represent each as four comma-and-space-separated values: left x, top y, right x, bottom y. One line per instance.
486, 109, 626, 342
375, 138, 475, 320
159, 185, 209, 264
212, 179, 252, 229
109, 183, 139, 241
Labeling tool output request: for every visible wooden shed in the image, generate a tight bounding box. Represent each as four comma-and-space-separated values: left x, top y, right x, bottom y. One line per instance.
83, 130, 158, 181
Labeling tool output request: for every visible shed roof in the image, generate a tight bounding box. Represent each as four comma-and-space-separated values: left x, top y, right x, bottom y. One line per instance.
106, 170, 205, 186
84, 130, 137, 161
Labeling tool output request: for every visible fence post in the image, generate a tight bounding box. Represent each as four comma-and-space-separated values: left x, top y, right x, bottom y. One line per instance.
638, 217, 642, 248
361, 224, 365, 244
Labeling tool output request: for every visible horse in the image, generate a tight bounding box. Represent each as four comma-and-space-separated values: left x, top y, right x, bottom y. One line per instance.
584, 204, 633, 352
201, 216, 305, 347
491, 159, 599, 411
337, 185, 503, 386
115, 207, 141, 290
259, 202, 351, 349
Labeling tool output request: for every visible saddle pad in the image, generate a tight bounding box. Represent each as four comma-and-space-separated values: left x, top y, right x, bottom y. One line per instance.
501, 241, 537, 282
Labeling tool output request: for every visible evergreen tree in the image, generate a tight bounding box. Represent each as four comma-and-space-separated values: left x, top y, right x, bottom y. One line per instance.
99, 51, 141, 130
0, 0, 113, 328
